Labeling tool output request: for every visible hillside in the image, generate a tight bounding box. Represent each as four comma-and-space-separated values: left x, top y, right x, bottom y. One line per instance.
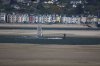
0, 0, 100, 16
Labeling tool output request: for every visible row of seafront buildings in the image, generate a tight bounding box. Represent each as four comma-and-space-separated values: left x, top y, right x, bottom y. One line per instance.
0, 12, 99, 24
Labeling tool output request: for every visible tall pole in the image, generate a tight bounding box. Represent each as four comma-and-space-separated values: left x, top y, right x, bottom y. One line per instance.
31, 0, 42, 38
37, 15, 42, 38
36, 0, 42, 38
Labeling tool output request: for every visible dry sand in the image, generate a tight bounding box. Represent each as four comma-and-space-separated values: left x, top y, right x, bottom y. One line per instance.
0, 44, 100, 66
0, 24, 89, 28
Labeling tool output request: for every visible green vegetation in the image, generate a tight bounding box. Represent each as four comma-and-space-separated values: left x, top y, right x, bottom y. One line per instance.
0, 0, 100, 16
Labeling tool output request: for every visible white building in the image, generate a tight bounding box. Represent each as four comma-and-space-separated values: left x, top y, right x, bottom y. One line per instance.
0, 13, 6, 23
46, 15, 52, 23
44, 1, 53, 4
17, 0, 25, 3
17, 14, 23, 23
38, 15, 42, 23
55, 15, 61, 23
22, 14, 29, 23
43, 15, 47, 23
7, 14, 14, 23
66, 17, 72, 24
62, 16, 72, 24
52, 14, 56, 23
32, 15, 36, 23
29, 14, 35, 23
70, 0, 82, 8
10, 13, 17, 23
62, 16, 81, 24
81, 17, 86, 24
62, 15, 66, 23
93, 17, 98, 24
5, 12, 100, 24
76, 17, 81, 24
35, 15, 39, 23
75, 16, 81, 24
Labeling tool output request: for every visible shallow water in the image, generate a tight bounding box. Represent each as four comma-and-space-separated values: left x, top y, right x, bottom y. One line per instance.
0, 35, 100, 45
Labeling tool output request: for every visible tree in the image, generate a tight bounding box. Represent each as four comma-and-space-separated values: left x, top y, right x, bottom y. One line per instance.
75, 4, 84, 15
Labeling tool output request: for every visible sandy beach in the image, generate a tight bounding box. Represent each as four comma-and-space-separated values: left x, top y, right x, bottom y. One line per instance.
0, 24, 100, 66
0, 44, 100, 66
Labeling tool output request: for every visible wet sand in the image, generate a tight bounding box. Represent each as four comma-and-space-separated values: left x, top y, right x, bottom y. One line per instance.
0, 44, 100, 66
